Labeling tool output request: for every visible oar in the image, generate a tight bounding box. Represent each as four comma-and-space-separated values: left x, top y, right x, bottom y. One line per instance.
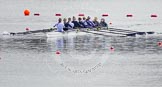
101, 27, 154, 35
109, 28, 138, 32
96, 30, 131, 35
83, 30, 126, 37
80, 28, 127, 37
11, 28, 56, 35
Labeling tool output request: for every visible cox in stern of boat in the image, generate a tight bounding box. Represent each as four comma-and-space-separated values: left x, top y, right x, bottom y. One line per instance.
100, 18, 108, 27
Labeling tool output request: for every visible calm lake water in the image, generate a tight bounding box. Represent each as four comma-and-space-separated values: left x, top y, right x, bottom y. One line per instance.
0, 0, 162, 87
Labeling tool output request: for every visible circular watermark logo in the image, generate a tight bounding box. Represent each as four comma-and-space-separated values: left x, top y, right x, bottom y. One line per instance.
46, 35, 109, 80
54, 50, 107, 74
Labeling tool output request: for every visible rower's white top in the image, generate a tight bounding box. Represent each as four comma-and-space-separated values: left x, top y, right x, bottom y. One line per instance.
69, 22, 74, 29
55, 23, 64, 32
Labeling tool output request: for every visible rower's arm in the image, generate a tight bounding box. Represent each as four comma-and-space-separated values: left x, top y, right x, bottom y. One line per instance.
53, 23, 58, 27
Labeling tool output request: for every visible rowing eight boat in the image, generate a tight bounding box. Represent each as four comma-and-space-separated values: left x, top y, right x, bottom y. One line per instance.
6, 27, 155, 38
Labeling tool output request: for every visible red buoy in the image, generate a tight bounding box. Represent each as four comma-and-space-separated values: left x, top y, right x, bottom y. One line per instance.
110, 46, 114, 51
151, 14, 157, 17
24, 9, 30, 16
34, 13, 40, 16
126, 14, 133, 17
78, 14, 84, 16
102, 14, 108, 17
109, 22, 112, 25
55, 14, 61, 16
26, 28, 29, 31
158, 42, 162, 47
56, 51, 61, 55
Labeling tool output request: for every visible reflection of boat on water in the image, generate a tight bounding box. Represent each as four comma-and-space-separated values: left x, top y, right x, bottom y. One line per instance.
47, 34, 109, 54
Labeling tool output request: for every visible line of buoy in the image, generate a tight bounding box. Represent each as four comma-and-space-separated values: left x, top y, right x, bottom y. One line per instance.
34, 13, 40, 16
26, 28, 30, 31
110, 46, 114, 51
29, 14, 158, 18
158, 42, 162, 47
102, 14, 108, 17
23, 10, 159, 18
151, 14, 157, 17
78, 14, 84, 16
56, 50, 61, 55
126, 14, 133, 17
55, 13, 62, 16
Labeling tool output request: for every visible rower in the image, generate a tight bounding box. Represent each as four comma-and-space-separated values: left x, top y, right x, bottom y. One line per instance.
64, 17, 74, 30
78, 17, 85, 28
63, 18, 67, 24
85, 16, 95, 28
54, 18, 64, 32
82, 17, 87, 27
82, 17, 86, 22
93, 17, 100, 28
100, 18, 108, 27
63, 18, 68, 31
72, 16, 81, 29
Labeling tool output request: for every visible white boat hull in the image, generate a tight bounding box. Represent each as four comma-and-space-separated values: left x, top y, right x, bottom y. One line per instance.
46, 30, 88, 38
